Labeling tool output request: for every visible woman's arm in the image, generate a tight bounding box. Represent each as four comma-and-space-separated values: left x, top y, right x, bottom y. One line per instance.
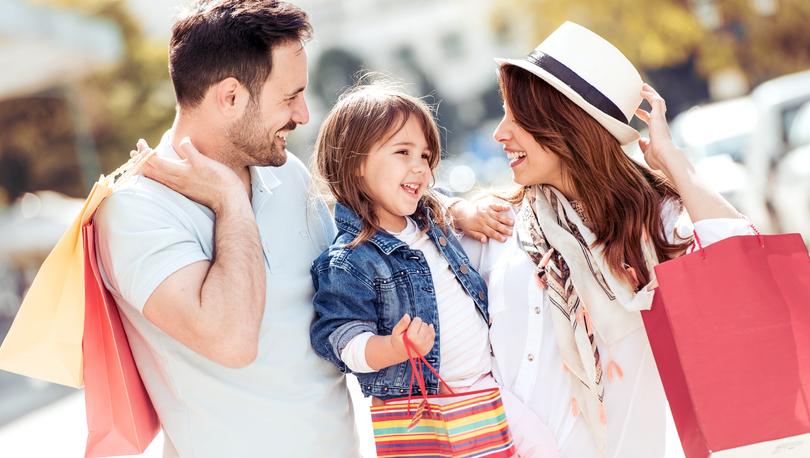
636, 84, 742, 223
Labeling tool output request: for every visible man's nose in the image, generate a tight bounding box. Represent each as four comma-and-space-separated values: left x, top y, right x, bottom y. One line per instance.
292, 96, 310, 125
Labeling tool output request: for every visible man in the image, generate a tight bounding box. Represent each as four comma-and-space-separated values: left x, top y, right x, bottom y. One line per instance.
93, 1, 359, 456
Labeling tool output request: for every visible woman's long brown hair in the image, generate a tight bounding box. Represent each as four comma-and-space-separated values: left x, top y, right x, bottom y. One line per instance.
313, 83, 450, 247
499, 65, 692, 288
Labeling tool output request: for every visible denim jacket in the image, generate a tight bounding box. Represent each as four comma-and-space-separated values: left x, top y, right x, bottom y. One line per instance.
310, 202, 489, 400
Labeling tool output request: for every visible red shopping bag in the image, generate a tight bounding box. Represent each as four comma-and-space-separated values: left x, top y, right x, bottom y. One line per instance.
82, 222, 160, 457
643, 232, 810, 458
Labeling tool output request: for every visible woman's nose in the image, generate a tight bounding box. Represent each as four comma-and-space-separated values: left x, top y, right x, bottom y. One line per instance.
493, 119, 511, 143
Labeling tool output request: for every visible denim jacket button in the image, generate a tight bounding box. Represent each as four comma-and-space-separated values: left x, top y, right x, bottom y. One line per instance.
438, 236, 447, 246
478, 291, 486, 300
460, 264, 469, 274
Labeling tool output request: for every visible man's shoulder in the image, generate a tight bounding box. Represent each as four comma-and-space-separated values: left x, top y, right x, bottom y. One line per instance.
95, 175, 204, 229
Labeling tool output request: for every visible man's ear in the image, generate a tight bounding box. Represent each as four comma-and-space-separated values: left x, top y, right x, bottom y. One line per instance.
214, 77, 248, 118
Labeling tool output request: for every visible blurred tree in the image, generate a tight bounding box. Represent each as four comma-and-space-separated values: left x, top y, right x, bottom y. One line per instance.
704, 0, 810, 83
0, 0, 174, 200
46, 0, 176, 175
494, 0, 810, 88
0, 93, 83, 201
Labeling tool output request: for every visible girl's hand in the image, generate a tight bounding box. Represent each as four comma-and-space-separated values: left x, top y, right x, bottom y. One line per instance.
450, 197, 514, 243
390, 314, 435, 358
635, 83, 689, 179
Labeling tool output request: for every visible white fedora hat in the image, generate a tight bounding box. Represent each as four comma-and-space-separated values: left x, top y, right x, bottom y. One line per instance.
495, 21, 643, 145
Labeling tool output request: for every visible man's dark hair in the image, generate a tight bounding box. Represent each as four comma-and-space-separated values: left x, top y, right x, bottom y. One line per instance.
169, 0, 312, 108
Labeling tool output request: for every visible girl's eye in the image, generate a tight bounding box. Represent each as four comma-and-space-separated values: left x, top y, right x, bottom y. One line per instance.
421, 153, 430, 160
395, 150, 408, 155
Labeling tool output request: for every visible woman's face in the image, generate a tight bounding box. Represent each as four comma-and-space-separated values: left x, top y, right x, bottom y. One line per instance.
492, 101, 564, 188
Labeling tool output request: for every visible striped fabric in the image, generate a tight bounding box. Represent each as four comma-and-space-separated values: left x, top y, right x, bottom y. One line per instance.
371, 387, 516, 457
371, 335, 516, 457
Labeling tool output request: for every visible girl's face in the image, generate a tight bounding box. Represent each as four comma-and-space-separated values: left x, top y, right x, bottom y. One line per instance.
360, 115, 432, 232
492, 102, 564, 188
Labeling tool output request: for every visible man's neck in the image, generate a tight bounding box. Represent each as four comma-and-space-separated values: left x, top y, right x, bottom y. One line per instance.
171, 113, 253, 200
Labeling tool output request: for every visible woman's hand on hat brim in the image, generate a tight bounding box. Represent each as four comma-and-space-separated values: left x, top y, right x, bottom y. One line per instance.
635, 83, 689, 180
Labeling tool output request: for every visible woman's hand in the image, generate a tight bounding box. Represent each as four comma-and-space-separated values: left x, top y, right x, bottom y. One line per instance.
449, 197, 514, 243
634, 83, 689, 178
635, 84, 741, 221
131, 137, 245, 214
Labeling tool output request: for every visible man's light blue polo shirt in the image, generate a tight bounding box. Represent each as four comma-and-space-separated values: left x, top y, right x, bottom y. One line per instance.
93, 131, 358, 457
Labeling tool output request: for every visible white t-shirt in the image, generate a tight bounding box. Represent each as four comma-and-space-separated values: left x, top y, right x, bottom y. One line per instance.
94, 130, 359, 458
341, 217, 492, 388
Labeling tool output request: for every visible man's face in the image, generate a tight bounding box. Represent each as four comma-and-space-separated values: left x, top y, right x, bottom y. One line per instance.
226, 40, 309, 167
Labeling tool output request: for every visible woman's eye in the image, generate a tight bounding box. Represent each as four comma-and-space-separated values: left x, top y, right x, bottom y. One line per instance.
421, 153, 430, 160
395, 150, 408, 155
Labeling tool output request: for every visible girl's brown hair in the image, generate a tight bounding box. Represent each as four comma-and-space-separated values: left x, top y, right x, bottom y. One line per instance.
498, 65, 692, 288
313, 83, 450, 247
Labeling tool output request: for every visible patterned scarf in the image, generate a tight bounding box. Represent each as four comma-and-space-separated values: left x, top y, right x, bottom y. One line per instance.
514, 185, 660, 453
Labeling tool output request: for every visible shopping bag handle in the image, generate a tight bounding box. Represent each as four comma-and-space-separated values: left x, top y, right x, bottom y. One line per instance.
690, 219, 763, 259
402, 332, 455, 413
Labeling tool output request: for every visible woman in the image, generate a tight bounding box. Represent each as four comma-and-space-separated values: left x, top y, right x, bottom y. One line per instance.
454, 22, 754, 457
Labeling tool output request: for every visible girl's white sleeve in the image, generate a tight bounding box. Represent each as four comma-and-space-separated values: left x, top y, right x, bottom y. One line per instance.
339, 331, 376, 373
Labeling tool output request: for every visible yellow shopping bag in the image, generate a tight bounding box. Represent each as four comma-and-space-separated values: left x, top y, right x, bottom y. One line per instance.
0, 158, 142, 387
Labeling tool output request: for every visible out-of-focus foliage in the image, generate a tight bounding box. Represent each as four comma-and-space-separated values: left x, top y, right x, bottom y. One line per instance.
48, 0, 176, 175
0, 95, 82, 202
0, 0, 174, 201
495, 0, 810, 84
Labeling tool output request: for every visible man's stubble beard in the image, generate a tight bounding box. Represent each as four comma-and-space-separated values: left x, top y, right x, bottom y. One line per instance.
226, 101, 287, 168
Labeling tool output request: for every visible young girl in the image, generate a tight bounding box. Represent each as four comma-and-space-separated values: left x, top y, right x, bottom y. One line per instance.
309, 83, 554, 456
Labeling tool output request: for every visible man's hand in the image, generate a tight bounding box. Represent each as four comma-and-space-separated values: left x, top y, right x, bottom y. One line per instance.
450, 198, 514, 243
133, 137, 245, 214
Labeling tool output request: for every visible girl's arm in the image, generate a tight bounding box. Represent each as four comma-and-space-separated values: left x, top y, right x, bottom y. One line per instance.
636, 84, 742, 222
310, 260, 380, 373
364, 314, 435, 370
310, 260, 435, 373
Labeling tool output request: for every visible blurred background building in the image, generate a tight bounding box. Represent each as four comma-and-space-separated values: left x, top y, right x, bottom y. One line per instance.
1, 0, 810, 455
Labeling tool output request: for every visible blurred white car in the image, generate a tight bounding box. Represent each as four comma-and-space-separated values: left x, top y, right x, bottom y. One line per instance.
669, 96, 757, 209
741, 70, 810, 232
772, 101, 810, 245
